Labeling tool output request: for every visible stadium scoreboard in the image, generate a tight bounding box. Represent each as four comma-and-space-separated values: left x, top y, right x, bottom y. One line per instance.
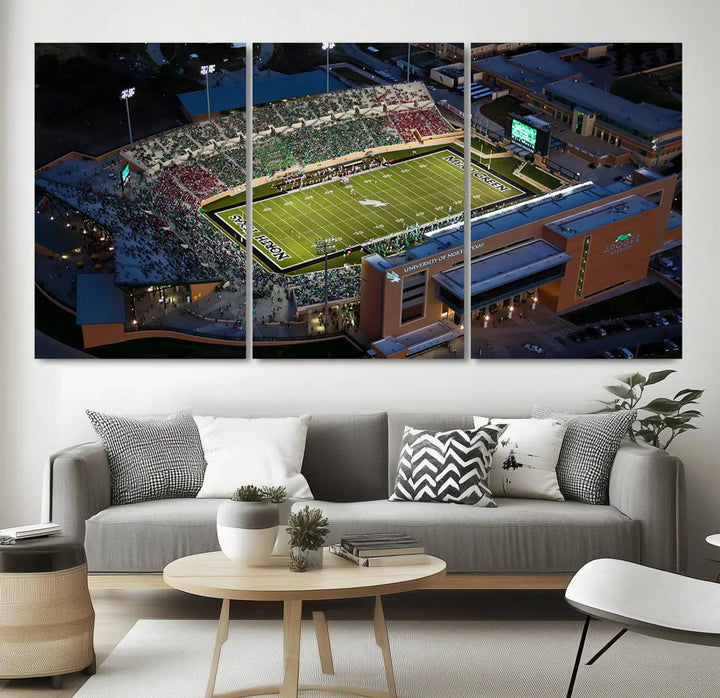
505, 113, 551, 157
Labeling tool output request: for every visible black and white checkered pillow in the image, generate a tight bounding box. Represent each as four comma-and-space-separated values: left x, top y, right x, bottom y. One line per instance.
390, 425, 503, 506
531, 405, 636, 504
86, 410, 206, 506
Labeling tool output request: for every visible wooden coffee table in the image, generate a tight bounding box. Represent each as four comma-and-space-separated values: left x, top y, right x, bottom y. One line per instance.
163, 549, 446, 698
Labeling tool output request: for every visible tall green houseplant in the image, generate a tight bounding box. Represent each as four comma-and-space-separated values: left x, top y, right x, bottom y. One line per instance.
597, 369, 703, 450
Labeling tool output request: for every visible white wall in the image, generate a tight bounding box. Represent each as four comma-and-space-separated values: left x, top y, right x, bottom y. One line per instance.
2, 0, 719, 577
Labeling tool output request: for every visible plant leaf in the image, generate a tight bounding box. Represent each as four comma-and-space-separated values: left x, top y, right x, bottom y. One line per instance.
674, 389, 704, 404
640, 398, 682, 414
645, 369, 676, 386
604, 384, 634, 400
626, 372, 647, 387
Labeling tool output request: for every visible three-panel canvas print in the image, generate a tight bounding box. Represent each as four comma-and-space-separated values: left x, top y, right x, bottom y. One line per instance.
35, 42, 682, 359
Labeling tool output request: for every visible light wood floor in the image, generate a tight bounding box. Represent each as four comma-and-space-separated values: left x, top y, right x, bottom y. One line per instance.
0, 588, 576, 696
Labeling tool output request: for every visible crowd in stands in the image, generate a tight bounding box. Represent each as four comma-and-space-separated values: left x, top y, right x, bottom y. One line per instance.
163, 164, 224, 200
366, 227, 428, 257
36, 80, 457, 319
389, 108, 456, 143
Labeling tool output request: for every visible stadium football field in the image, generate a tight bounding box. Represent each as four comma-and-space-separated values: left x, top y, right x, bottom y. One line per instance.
205, 148, 527, 273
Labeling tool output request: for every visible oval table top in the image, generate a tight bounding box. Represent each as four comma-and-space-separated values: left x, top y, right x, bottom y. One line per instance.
163, 549, 446, 601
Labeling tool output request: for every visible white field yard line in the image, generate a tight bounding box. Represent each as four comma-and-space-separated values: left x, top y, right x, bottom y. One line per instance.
215, 150, 522, 268
364, 158, 462, 220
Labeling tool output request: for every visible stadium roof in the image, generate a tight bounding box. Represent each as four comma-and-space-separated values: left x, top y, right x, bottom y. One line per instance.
505, 50, 583, 82
433, 239, 572, 298
366, 177, 673, 272
473, 51, 584, 92
76, 274, 126, 325
35, 216, 87, 254
543, 79, 682, 138
544, 195, 657, 238
178, 70, 346, 116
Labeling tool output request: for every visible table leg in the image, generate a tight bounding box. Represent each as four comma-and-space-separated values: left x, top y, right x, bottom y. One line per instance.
373, 596, 397, 698
206, 598, 230, 698
281, 599, 303, 698
312, 610, 334, 675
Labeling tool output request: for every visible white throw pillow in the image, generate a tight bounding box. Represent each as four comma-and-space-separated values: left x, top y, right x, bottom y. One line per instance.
194, 415, 313, 499
473, 417, 566, 501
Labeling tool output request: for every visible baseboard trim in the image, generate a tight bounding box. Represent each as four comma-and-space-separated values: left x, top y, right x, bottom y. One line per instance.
88, 573, 573, 591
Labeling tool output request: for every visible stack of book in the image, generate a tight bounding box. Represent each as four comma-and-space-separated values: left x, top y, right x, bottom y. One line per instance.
330, 533, 427, 567
0, 522, 62, 540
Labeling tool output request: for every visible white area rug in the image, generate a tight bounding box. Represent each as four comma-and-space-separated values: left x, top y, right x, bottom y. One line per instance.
76, 619, 720, 697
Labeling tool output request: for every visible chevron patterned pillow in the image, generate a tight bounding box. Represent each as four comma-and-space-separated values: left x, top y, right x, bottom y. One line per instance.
389, 425, 503, 506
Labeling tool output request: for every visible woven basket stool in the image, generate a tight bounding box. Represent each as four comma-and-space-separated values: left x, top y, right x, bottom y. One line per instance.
0, 538, 95, 689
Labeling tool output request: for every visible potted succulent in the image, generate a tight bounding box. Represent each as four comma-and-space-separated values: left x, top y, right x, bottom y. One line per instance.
262, 486, 293, 556
216, 485, 286, 566
286, 506, 329, 572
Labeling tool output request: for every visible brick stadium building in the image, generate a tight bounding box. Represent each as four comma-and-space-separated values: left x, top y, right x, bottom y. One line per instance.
472, 50, 682, 168
360, 171, 680, 358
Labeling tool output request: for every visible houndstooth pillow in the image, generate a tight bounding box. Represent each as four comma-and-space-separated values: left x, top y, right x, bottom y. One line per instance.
390, 425, 503, 506
86, 410, 206, 505
531, 405, 636, 504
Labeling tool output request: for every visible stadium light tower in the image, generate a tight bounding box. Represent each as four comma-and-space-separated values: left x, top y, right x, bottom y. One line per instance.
322, 42, 335, 93
201, 64, 216, 121
120, 87, 135, 145
315, 237, 337, 335
407, 43, 411, 83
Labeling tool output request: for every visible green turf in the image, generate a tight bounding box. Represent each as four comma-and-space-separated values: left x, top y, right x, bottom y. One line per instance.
209, 149, 525, 273
479, 96, 533, 128
519, 163, 565, 191
650, 65, 682, 93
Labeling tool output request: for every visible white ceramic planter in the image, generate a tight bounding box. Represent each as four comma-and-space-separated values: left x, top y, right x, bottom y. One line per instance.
216, 500, 279, 566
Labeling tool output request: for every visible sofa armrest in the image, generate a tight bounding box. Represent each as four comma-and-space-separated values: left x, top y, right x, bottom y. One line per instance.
609, 440, 685, 573
45, 442, 112, 543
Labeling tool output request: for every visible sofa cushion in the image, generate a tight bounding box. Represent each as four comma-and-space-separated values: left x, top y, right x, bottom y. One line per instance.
194, 415, 313, 499
86, 409, 206, 506
85, 498, 223, 573
532, 406, 636, 505
388, 414, 475, 495
312, 499, 639, 574
301, 413, 388, 502
474, 417, 567, 501
389, 425, 501, 506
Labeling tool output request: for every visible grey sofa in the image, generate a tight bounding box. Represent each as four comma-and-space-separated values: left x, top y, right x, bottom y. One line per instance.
45, 413, 685, 583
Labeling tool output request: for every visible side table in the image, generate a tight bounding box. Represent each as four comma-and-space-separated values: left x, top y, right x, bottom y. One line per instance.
0, 537, 96, 688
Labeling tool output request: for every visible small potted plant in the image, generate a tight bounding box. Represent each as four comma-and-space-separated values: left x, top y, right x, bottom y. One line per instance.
261, 486, 292, 556
286, 506, 329, 572
216, 485, 283, 566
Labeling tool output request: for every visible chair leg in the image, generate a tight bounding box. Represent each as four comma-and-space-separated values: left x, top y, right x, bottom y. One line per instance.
50, 674, 64, 690
586, 628, 627, 665
567, 616, 590, 698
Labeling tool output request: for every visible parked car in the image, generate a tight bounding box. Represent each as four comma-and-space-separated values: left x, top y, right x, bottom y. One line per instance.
617, 346, 634, 359
663, 339, 679, 352
523, 343, 544, 354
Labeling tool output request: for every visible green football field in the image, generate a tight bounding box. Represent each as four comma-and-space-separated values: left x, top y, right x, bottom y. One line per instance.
206, 149, 527, 273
